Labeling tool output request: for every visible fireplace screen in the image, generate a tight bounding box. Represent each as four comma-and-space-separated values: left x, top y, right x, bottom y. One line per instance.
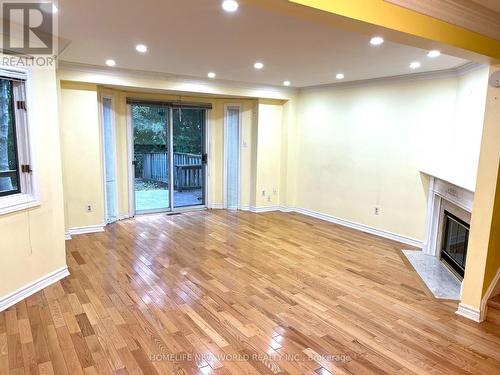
441, 210, 469, 278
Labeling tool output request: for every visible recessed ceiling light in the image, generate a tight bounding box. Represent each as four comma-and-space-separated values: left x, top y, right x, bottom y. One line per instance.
136, 44, 148, 53
428, 50, 441, 58
254, 62, 264, 70
370, 36, 384, 46
410, 61, 421, 69
208, 72, 216, 79
105, 59, 116, 67
283, 81, 291, 86
336, 73, 345, 80
222, 0, 239, 12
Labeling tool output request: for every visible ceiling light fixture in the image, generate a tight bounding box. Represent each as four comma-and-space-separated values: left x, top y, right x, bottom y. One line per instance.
105, 59, 116, 67
254, 62, 264, 70
410, 61, 421, 69
208, 72, 216, 79
336, 73, 345, 80
136, 44, 148, 53
428, 50, 441, 58
222, 0, 239, 12
283, 81, 291, 86
370, 36, 384, 46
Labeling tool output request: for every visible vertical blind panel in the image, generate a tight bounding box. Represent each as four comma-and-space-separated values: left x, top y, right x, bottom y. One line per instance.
103, 98, 118, 222
227, 108, 240, 209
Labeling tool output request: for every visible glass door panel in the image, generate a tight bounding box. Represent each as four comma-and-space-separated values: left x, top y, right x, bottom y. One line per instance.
131, 103, 171, 213
172, 108, 206, 208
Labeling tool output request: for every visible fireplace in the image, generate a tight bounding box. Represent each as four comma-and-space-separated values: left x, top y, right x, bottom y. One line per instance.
441, 210, 470, 278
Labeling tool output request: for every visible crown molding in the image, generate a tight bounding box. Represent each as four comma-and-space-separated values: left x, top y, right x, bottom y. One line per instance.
300, 62, 487, 91
57, 61, 487, 96
57, 61, 298, 100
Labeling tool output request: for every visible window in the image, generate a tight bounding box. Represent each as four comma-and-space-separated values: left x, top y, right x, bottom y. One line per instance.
0, 79, 20, 196
0, 68, 37, 215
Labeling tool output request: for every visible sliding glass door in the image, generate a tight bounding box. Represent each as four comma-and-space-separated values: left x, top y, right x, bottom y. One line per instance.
172, 108, 206, 208
132, 103, 170, 213
130, 103, 206, 214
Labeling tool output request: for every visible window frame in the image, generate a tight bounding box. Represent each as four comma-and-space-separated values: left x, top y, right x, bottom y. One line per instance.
0, 66, 39, 215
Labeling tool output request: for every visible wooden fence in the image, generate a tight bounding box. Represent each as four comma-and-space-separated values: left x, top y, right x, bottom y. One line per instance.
136, 152, 203, 191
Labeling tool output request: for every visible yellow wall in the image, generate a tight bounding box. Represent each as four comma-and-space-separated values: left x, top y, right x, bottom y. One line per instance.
0, 68, 66, 298
288, 0, 500, 61
462, 64, 500, 310
295, 69, 488, 241
484, 167, 500, 295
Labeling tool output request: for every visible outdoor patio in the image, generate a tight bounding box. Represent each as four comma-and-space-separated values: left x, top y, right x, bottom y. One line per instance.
135, 188, 203, 211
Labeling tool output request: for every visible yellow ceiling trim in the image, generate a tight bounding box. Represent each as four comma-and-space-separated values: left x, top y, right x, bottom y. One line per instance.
289, 0, 500, 60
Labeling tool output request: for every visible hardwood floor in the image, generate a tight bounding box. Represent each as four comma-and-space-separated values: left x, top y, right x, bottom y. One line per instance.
1, 210, 500, 374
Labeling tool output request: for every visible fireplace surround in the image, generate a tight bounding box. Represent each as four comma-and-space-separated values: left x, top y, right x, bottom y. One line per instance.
423, 174, 474, 283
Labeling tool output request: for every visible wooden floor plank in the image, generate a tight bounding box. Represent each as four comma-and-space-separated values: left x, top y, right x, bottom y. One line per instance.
1, 210, 499, 374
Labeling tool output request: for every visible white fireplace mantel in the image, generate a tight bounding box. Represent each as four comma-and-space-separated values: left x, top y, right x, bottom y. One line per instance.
422, 172, 474, 257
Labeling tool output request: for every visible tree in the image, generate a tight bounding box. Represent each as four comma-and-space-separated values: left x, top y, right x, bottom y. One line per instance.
132, 105, 204, 154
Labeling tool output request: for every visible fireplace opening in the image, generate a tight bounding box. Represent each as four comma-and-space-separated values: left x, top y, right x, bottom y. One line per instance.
440, 210, 470, 279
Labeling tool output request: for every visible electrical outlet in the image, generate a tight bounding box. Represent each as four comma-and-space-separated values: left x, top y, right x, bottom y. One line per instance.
374, 206, 380, 215
87, 204, 92, 212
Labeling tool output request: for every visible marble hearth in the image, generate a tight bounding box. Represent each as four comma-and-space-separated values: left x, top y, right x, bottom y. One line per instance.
404, 174, 474, 300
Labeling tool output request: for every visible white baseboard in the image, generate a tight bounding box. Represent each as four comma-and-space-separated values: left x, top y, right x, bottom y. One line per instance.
251, 206, 281, 213
0, 266, 70, 312
64, 232, 72, 241
210, 203, 225, 209
292, 207, 423, 248
68, 224, 105, 236
239, 205, 283, 213
456, 303, 482, 322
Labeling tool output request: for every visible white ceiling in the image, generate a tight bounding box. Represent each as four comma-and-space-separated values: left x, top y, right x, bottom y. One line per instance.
57, 0, 468, 88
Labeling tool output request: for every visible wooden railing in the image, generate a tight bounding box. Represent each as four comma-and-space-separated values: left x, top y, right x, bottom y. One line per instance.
136, 152, 203, 191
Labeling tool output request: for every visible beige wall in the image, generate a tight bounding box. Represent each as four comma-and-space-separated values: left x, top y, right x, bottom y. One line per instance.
254, 101, 284, 208
421, 67, 489, 191
58, 82, 269, 227
0, 68, 66, 299
294, 68, 489, 241
58, 66, 489, 244
60, 83, 105, 229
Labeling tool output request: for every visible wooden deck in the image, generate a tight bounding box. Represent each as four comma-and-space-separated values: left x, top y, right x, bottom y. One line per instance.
1, 210, 500, 374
